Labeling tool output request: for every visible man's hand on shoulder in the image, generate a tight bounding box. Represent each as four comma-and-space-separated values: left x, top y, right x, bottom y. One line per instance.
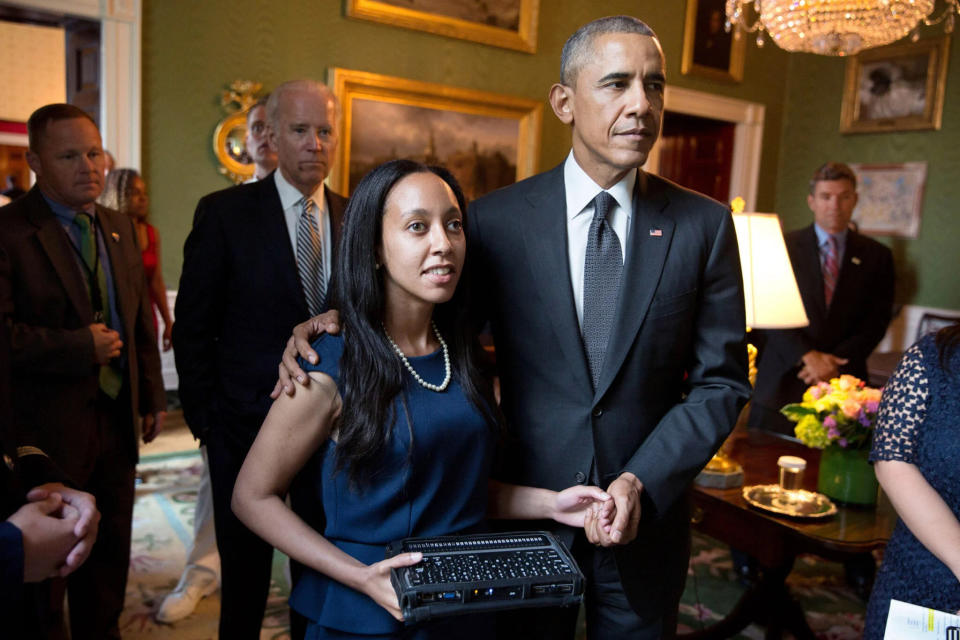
271, 310, 341, 399
89, 323, 122, 365
799, 350, 848, 385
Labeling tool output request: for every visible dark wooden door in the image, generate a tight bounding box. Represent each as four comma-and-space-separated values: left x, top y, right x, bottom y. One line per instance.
658, 112, 735, 205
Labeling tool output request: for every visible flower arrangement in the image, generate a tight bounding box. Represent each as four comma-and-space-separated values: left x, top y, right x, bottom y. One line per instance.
781, 375, 881, 450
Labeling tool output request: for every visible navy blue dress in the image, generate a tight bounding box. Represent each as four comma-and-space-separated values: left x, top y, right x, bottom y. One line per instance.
864, 334, 960, 638
288, 334, 496, 639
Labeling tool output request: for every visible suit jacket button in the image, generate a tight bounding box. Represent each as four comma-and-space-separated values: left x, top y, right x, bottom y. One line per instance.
574, 471, 586, 484
592, 407, 603, 417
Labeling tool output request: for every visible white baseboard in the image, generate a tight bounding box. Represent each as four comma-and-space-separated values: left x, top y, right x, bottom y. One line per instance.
159, 290, 178, 391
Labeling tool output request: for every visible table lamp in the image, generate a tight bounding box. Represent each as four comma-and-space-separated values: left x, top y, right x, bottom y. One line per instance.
696, 200, 809, 488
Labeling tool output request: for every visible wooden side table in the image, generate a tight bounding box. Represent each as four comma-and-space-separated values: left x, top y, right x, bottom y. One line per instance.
683, 429, 897, 639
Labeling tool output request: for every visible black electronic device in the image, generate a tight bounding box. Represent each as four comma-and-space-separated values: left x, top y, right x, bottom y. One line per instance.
386, 531, 584, 623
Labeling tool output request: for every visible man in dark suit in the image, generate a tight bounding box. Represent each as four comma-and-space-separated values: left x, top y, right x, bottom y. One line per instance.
280, 16, 749, 639
466, 17, 749, 639
2, 243, 100, 638
0, 103, 166, 639
750, 162, 894, 436
173, 79, 347, 640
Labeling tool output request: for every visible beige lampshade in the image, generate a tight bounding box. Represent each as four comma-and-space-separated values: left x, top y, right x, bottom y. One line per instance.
733, 212, 809, 329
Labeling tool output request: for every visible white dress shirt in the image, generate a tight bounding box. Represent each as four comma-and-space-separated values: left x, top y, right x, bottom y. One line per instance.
274, 170, 333, 284
564, 152, 635, 328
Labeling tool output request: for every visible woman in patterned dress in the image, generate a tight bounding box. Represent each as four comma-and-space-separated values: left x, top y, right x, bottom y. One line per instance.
864, 321, 960, 637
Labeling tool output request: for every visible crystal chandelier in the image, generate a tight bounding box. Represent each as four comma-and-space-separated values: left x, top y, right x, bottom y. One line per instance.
725, 0, 960, 56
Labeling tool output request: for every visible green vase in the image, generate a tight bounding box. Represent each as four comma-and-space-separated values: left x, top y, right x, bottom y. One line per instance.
817, 445, 878, 506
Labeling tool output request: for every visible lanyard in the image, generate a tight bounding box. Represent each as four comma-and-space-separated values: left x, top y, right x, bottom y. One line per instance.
66, 213, 106, 323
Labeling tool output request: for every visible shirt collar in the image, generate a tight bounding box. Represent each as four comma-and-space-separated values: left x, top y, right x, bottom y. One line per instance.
42, 192, 95, 223
274, 169, 325, 212
563, 151, 636, 222
813, 223, 848, 248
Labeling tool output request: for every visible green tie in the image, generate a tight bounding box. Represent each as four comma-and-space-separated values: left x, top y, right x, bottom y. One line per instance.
73, 213, 123, 399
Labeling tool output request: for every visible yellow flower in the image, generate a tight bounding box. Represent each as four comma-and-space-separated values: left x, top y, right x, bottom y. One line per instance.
836, 375, 859, 391
795, 414, 829, 449
814, 396, 837, 413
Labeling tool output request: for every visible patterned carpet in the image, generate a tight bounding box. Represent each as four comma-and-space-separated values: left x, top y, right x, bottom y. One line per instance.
122, 451, 292, 639
123, 451, 868, 639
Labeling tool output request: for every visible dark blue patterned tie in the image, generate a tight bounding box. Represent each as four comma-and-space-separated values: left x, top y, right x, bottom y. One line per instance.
582, 191, 622, 388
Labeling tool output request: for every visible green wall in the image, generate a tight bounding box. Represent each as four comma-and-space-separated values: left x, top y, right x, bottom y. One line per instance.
143, 0, 790, 287
773, 35, 960, 310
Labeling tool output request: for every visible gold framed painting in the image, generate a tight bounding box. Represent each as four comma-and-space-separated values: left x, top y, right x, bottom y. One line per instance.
345, 0, 539, 53
328, 68, 542, 200
681, 0, 745, 82
840, 36, 950, 134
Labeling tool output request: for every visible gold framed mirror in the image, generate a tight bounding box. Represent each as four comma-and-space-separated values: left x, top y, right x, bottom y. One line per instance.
213, 80, 264, 183
213, 111, 254, 183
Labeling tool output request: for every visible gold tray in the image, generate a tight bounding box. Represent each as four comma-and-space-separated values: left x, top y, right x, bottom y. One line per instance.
742, 484, 837, 519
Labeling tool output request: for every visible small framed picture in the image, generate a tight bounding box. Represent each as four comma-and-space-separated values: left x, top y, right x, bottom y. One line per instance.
850, 162, 927, 238
841, 36, 950, 134
681, 0, 745, 82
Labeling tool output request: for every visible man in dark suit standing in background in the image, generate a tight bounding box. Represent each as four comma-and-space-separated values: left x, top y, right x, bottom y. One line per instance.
173, 79, 347, 640
0, 103, 166, 639
2, 243, 101, 637
750, 162, 894, 436
280, 16, 750, 639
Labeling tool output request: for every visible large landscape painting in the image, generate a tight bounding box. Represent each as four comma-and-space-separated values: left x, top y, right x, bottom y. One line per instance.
346, 0, 539, 52
328, 69, 542, 200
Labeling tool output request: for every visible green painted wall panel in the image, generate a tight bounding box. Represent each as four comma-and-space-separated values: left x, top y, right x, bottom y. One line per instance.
773, 37, 960, 310
144, 1, 789, 286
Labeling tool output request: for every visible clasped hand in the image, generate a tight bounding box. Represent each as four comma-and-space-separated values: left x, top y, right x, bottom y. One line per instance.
584, 472, 643, 547
7, 483, 100, 581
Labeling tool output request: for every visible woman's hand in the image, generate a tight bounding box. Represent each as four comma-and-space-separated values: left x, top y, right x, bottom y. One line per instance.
359, 552, 423, 621
550, 485, 612, 528
584, 502, 617, 546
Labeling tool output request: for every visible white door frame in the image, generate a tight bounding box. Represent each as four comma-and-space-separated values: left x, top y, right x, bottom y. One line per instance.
647, 86, 765, 211
3, 0, 141, 168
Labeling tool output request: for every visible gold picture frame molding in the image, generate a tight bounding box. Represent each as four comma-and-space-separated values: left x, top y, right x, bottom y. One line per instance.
680, 0, 746, 82
840, 36, 951, 134
346, 0, 539, 53
327, 67, 543, 196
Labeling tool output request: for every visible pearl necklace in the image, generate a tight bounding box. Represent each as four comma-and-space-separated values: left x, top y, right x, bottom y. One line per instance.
382, 322, 451, 392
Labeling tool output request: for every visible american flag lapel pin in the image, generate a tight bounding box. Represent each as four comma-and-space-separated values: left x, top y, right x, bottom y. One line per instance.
649, 228, 663, 237
111, 232, 120, 243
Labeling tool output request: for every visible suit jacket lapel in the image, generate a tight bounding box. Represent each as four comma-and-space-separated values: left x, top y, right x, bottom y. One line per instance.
594, 172, 672, 400
325, 189, 347, 300
27, 192, 94, 321
794, 225, 826, 325
519, 166, 592, 390
259, 177, 308, 316
95, 207, 133, 335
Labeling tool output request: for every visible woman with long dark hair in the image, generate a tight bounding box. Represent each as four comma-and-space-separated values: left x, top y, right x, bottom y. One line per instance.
232, 160, 610, 639
863, 321, 960, 636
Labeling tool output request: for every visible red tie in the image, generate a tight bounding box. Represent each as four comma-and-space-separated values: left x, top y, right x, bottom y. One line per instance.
822, 235, 839, 307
